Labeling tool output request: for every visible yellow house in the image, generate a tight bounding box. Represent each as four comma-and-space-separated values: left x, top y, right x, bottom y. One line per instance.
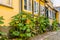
0, 0, 59, 26
0, 0, 45, 26
45, 0, 58, 25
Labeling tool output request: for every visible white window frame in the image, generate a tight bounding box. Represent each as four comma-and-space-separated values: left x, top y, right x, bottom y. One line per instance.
48, 10, 51, 18
52, 11, 56, 19
9, 0, 12, 6
40, 5, 45, 15
27, 0, 32, 11
34, 1, 39, 14
24, 0, 32, 11
0, 0, 12, 7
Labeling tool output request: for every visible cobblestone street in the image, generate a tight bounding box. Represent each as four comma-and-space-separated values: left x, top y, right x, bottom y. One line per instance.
44, 31, 60, 40
29, 30, 60, 40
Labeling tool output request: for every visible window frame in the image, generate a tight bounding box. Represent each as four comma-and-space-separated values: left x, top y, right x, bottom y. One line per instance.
34, 1, 39, 14
40, 5, 45, 16
24, 0, 32, 11
0, 0, 12, 7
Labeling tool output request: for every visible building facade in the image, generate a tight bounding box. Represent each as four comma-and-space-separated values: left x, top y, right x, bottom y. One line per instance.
0, 0, 58, 26
45, 0, 58, 25
55, 7, 60, 23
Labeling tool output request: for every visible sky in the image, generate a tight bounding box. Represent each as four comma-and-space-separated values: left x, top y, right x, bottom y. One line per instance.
53, 0, 60, 7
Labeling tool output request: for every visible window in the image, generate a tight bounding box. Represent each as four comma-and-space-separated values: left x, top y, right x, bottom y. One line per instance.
28, 0, 31, 11
0, 0, 12, 6
45, 7, 48, 18
48, 10, 53, 19
52, 11, 56, 19
24, 0, 27, 10
48, 10, 50, 18
9, 0, 12, 5
49, 10, 53, 18
24, 0, 32, 11
48, 10, 56, 19
40, 5, 45, 15
34, 1, 39, 14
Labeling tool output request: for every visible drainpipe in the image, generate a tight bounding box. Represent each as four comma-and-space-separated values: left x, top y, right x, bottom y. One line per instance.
37, 0, 40, 27
39, 0, 40, 16
21, 0, 22, 12
32, 0, 34, 17
19, 0, 22, 13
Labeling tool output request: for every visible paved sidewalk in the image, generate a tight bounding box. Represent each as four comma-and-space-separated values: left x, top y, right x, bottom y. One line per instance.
29, 30, 60, 40
44, 31, 60, 40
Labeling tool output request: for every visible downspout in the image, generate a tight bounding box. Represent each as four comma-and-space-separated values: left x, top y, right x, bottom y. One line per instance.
39, 0, 40, 16
19, 0, 22, 23
32, 0, 34, 17
19, 0, 22, 13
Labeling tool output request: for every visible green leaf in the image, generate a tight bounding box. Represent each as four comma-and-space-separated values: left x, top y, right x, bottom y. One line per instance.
21, 18, 26, 21
26, 29, 31, 32
12, 31, 20, 36
20, 34, 26, 37
26, 33, 31, 37
0, 21, 4, 24
0, 16, 4, 20
18, 23, 23, 27
22, 26, 27, 30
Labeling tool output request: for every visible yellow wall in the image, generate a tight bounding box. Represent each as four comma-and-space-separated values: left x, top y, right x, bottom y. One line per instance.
56, 12, 59, 23
0, 0, 20, 26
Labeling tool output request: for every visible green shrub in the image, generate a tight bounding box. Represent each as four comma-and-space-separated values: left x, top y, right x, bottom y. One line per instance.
0, 31, 8, 40
0, 16, 4, 24
52, 20, 58, 31
0, 36, 8, 40
38, 16, 49, 33
9, 11, 59, 39
9, 12, 35, 40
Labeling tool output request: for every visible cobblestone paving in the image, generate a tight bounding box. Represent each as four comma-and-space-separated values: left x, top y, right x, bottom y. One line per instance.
44, 31, 60, 40
29, 31, 60, 40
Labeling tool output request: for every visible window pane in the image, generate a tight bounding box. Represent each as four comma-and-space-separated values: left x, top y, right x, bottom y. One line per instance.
34, 1, 36, 13
40, 5, 45, 15
48, 10, 50, 18
52, 11, 56, 19
27, 0, 32, 11
24, 0, 32, 11
34, 1, 39, 14
45, 7, 48, 17
9, 0, 12, 5
24, 0, 27, 10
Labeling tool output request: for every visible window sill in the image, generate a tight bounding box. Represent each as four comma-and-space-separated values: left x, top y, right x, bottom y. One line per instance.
0, 3, 13, 9
49, 17, 55, 20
